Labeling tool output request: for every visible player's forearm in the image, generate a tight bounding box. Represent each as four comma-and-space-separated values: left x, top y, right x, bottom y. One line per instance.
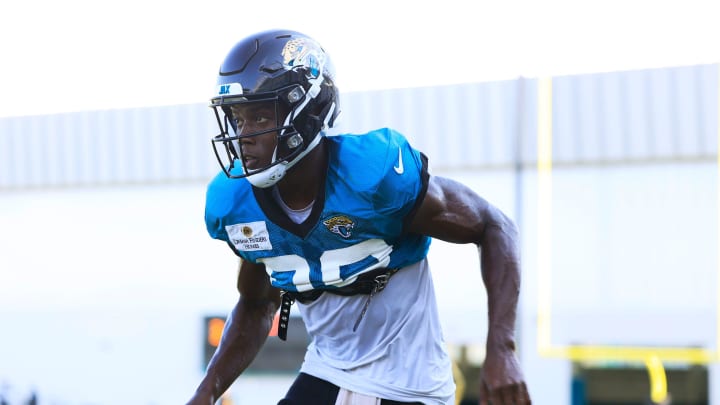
479, 208, 521, 351
195, 297, 277, 400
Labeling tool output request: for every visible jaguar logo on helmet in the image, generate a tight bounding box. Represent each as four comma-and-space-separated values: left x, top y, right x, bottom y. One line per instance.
323, 215, 355, 239
282, 38, 325, 79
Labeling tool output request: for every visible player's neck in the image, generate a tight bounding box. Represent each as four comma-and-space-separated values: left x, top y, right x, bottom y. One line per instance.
276, 140, 327, 210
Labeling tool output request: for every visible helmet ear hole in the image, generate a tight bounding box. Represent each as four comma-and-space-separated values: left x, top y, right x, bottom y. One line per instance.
293, 113, 323, 140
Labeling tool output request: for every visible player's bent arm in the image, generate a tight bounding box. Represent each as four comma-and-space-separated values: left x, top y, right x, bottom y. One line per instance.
187, 260, 281, 405
408, 176, 526, 390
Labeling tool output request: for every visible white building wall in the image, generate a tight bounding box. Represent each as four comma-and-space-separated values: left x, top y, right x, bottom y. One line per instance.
3, 63, 715, 190
0, 63, 717, 404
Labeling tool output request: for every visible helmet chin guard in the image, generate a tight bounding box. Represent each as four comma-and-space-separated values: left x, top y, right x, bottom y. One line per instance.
209, 30, 340, 186
245, 133, 324, 188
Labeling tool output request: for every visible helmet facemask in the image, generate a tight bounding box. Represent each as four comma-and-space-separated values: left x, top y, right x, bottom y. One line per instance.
211, 90, 295, 175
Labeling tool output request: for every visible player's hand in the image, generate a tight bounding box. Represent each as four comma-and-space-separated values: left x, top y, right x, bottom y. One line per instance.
478, 348, 531, 405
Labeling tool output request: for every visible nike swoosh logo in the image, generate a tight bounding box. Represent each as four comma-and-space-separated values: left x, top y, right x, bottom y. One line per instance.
393, 147, 404, 174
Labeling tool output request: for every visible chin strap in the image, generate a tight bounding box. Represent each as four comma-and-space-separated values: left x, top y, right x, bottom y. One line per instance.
246, 133, 324, 188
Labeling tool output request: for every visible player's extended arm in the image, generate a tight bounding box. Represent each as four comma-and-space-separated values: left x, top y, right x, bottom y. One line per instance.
186, 260, 281, 405
409, 175, 531, 405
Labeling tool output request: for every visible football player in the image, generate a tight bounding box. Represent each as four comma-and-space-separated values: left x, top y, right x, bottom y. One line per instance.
187, 29, 531, 405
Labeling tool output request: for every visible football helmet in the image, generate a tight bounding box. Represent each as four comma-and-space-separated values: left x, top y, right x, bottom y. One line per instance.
210, 29, 340, 187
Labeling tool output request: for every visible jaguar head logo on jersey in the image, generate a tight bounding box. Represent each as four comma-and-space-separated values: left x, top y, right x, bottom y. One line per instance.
323, 215, 355, 239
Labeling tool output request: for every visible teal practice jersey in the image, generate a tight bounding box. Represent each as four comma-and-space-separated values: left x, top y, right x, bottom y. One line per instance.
205, 128, 431, 293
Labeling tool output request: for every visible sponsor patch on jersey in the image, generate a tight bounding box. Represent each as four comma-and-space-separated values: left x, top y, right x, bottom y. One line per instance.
322, 215, 355, 239
226, 221, 273, 251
